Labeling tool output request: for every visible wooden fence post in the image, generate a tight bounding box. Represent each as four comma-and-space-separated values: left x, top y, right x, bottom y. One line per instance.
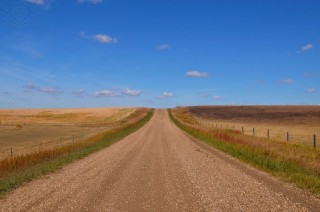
287, 132, 289, 142
314, 134, 316, 148
10, 148, 13, 159
267, 129, 269, 139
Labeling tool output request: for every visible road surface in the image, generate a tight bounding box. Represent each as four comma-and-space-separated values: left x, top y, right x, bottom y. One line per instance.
1, 110, 320, 211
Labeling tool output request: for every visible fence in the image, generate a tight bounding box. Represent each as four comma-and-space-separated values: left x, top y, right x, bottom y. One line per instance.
194, 117, 318, 148
0, 125, 112, 160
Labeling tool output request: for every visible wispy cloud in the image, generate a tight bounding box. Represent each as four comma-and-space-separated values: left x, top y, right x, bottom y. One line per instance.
25, 0, 44, 5
157, 44, 171, 50
158, 92, 174, 98
213, 95, 223, 100
186, 70, 209, 78
23, 83, 61, 95
93, 34, 117, 44
307, 88, 316, 93
304, 73, 320, 78
80, 32, 117, 44
94, 90, 119, 97
278, 79, 294, 84
122, 88, 142, 97
72, 89, 86, 96
78, 0, 103, 4
256, 80, 266, 85
298, 44, 313, 53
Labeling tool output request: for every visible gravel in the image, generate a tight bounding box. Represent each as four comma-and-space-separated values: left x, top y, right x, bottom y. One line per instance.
1, 109, 319, 211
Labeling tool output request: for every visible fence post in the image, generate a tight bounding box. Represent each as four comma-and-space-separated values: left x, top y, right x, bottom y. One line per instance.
314, 134, 316, 148
287, 132, 289, 142
267, 129, 269, 139
253, 128, 255, 136
10, 148, 13, 159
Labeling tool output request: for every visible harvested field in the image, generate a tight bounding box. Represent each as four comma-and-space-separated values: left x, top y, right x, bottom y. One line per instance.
0, 108, 135, 158
188, 106, 320, 146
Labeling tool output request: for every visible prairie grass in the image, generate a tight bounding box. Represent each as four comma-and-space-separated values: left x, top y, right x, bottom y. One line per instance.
0, 108, 136, 156
189, 105, 320, 146
169, 108, 320, 197
0, 108, 153, 197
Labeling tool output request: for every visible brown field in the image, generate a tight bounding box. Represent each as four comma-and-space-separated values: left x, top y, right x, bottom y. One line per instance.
0, 108, 135, 157
188, 106, 320, 146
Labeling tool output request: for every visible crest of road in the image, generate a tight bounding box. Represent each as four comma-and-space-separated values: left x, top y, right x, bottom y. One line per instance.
1, 110, 319, 211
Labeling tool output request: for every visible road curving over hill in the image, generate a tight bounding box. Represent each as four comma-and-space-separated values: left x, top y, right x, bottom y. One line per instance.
1, 109, 319, 211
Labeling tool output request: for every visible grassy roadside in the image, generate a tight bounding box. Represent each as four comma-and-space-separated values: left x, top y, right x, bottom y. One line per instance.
169, 108, 320, 198
0, 109, 154, 198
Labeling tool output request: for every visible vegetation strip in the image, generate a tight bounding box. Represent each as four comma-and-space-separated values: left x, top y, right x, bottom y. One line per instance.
169, 109, 320, 198
0, 109, 154, 197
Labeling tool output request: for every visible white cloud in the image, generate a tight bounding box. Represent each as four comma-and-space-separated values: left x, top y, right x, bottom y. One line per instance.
23, 83, 61, 95
25, 0, 44, 5
93, 34, 114, 44
307, 88, 316, 93
157, 44, 171, 50
186, 70, 209, 78
80, 32, 117, 44
122, 88, 142, 97
298, 44, 313, 53
78, 0, 103, 4
94, 90, 119, 97
213, 96, 223, 100
38, 87, 59, 94
158, 92, 174, 98
72, 89, 86, 96
278, 79, 294, 84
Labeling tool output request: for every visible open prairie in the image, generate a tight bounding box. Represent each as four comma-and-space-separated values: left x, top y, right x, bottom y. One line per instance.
0, 108, 135, 157
188, 106, 320, 146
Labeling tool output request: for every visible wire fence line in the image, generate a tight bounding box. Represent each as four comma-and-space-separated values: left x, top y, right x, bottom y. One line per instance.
194, 117, 317, 149
0, 125, 112, 160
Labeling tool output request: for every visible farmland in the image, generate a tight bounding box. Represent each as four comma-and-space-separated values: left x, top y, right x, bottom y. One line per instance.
0, 108, 135, 157
188, 105, 320, 146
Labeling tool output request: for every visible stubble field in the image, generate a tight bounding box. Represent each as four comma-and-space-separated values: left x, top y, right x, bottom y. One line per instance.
189, 105, 320, 146
0, 108, 135, 157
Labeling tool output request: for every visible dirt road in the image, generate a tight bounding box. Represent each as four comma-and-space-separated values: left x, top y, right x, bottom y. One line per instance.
1, 110, 319, 211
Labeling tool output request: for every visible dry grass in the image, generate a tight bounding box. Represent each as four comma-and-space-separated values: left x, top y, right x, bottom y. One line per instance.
0, 108, 135, 125
0, 108, 151, 177
0, 108, 153, 197
0, 108, 135, 157
170, 107, 320, 196
189, 106, 320, 146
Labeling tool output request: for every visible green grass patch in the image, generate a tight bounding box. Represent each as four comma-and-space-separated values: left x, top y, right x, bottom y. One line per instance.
169, 109, 320, 197
0, 109, 154, 198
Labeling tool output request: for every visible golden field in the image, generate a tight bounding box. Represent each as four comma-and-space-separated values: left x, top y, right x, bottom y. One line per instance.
188, 106, 320, 146
0, 108, 135, 157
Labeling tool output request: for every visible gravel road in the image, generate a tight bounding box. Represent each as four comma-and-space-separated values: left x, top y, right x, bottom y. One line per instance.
1, 109, 320, 211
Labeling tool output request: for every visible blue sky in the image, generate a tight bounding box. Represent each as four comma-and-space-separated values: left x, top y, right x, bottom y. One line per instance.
0, 0, 319, 108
